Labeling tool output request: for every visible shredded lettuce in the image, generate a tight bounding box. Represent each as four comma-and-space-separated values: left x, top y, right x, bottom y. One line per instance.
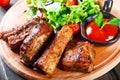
25, 0, 100, 29
25, 6, 37, 20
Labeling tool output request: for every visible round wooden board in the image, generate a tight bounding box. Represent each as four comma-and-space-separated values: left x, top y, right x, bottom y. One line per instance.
0, 0, 120, 80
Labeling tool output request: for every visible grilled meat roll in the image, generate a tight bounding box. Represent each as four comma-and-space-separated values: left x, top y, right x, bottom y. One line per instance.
20, 22, 53, 66
34, 25, 73, 74
61, 41, 95, 72
0, 17, 40, 50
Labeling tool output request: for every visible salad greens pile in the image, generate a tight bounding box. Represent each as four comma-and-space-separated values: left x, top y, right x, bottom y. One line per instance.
25, 0, 100, 29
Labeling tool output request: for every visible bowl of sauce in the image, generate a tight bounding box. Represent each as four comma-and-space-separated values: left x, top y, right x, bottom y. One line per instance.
81, 0, 120, 45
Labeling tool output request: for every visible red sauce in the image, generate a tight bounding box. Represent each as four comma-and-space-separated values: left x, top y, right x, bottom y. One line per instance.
85, 19, 119, 42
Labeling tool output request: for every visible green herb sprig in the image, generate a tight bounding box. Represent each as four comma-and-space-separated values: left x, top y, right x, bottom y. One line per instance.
95, 12, 120, 30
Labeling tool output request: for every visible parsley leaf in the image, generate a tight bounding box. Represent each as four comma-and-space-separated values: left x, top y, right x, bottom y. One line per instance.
95, 12, 104, 27
107, 18, 120, 26
95, 12, 120, 30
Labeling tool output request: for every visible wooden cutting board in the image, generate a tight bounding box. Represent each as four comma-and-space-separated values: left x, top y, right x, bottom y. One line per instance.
0, 0, 120, 80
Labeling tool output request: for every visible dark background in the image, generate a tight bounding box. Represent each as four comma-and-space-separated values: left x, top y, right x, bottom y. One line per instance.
0, 0, 120, 80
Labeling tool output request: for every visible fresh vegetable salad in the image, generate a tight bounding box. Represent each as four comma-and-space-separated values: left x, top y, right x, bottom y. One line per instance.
25, 0, 100, 29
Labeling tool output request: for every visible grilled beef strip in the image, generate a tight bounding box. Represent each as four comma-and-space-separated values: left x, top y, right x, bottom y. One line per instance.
0, 17, 40, 50
20, 22, 53, 66
34, 25, 73, 74
61, 41, 95, 72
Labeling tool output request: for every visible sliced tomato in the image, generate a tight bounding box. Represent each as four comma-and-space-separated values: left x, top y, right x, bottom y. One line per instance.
66, 0, 78, 6
0, 0, 10, 6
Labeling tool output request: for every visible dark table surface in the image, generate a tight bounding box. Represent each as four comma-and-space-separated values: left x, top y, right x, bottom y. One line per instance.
0, 0, 120, 80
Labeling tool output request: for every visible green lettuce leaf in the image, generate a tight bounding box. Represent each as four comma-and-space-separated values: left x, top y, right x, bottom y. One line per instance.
25, 0, 100, 29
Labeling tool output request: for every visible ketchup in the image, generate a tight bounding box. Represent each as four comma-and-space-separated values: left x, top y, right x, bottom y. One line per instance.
85, 19, 119, 42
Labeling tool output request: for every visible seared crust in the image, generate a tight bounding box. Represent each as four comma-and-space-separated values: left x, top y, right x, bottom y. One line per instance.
34, 25, 73, 74
61, 41, 95, 72
7, 24, 37, 50
0, 17, 40, 50
20, 22, 53, 66
0, 17, 40, 40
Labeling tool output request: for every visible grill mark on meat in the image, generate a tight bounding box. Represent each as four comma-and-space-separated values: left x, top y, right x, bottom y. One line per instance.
34, 25, 73, 74
20, 22, 53, 66
61, 41, 95, 72
0, 17, 40, 50
7, 25, 36, 50
0, 17, 40, 40
0, 16, 96, 74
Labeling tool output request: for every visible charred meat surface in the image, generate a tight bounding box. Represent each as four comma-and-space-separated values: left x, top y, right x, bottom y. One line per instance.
20, 22, 53, 66
34, 25, 73, 74
0, 17, 40, 50
61, 41, 95, 72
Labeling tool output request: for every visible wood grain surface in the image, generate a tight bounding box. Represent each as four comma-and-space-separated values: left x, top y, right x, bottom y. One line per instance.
0, 0, 120, 80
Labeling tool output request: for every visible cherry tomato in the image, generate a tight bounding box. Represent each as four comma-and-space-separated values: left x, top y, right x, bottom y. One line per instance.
66, 0, 78, 6
0, 0, 10, 6
69, 23, 80, 35
85, 20, 119, 42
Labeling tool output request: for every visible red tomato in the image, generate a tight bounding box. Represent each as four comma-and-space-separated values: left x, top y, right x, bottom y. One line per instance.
85, 20, 119, 42
69, 23, 80, 35
0, 0, 10, 6
66, 0, 78, 6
